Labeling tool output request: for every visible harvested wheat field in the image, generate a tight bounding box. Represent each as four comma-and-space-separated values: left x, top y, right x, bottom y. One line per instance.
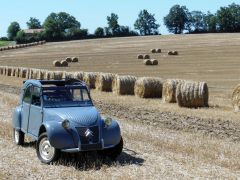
1, 33, 240, 178
0, 33, 240, 108
1, 77, 240, 178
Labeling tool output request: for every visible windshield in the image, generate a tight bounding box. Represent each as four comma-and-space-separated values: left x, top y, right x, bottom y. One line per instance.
42, 86, 93, 108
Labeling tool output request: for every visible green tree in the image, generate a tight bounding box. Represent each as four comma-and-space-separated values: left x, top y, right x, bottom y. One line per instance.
94, 27, 104, 37
26, 17, 42, 29
190, 11, 205, 32
164, 5, 190, 34
107, 13, 120, 36
7, 22, 21, 40
134, 10, 160, 35
15, 30, 27, 44
217, 3, 240, 32
203, 12, 217, 32
43, 12, 81, 40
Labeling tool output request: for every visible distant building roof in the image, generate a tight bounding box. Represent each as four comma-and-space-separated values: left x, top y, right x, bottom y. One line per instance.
23, 29, 44, 34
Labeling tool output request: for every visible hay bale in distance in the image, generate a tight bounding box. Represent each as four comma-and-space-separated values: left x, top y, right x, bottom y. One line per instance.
53, 71, 65, 80
156, 49, 161, 53
96, 73, 115, 92
11, 67, 16, 77
143, 59, 152, 65
61, 60, 68, 67
134, 77, 163, 98
162, 79, 185, 103
150, 59, 158, 65
143, 54, 150, 59
7, 67, 12, 76
176, 81, 209, 108
65, 72, 75, 80
232, 84, 240, 112
168, 51, 178, 55
74, 72, 84, 81
151, 49, 156, 53
83, 72, 98, 89
113, 75, 137, 95
72, 57, 78, 62
137, 54, 143, 59
53, 60, 61, 67
19, 68, 28, 78
65, 57, 72, 63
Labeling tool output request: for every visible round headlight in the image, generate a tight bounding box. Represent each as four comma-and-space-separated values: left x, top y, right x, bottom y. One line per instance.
104, 117, 113, 127
62, 119, 70, 129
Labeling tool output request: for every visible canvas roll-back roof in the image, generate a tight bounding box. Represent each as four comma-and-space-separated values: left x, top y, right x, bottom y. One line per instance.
23, 79, 88, 88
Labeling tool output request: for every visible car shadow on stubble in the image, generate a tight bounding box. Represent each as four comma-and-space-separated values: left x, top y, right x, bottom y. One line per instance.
56, 149, 144, 171
21, 141, 144, 170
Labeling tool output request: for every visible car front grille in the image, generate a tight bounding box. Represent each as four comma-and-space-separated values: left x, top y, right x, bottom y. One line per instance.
76, 126, 99, 145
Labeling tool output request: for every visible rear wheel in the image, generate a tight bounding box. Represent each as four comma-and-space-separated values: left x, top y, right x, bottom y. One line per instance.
98, 137, 123, 160
36, 132, 60, 164
13, 128, 24, 145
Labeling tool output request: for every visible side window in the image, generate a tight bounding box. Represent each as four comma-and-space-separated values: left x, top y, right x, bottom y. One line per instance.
72, 89, 81, 101
32, 87, 41, 106
23, 86, 32, 104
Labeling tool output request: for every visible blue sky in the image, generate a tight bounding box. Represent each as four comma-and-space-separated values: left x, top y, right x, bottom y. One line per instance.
0, 0, 239, 37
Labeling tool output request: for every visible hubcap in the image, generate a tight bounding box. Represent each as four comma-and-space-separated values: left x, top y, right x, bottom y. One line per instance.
14, 129, 19, 143
39, 137, 55, 161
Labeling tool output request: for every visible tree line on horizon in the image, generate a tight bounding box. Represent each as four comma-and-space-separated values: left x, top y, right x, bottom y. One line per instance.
2, 3, 240, 44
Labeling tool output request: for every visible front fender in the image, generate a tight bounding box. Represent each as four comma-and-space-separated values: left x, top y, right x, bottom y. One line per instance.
102, 120, 121, 148
43, 121, 77, 149
12, 106, 22, 130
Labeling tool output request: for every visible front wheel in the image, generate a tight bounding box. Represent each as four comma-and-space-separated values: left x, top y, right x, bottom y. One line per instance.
36, 132, 60, 164
98, 137, 123, 160
13, 128, 24, 145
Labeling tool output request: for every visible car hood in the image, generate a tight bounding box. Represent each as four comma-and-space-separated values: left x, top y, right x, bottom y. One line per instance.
44, 106, 100, 126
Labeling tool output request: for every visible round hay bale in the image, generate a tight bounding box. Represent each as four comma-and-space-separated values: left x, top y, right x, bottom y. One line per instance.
113, 75, 137, 95
176, 81, 209, 108
151, 49, 156, 53
96, 73, 115, 92
143, 54, 150, 59
83, 72, 98, 89
0, 66, 4, 75
31, 69, 41, 79
168, 51, 173, 55
74, 72, 84, 81
134, 77, 163, 98
137, 54, 143, 59
162, 79, 185, 103
14, 68, 20, 77
60, 60, 68, 67
53, 60, 61, 67
7, 67, 12, 76
44, 71, 53, 80
72, 57, 78, 62
173, 51, 178, 55
156, 49, 161, 53
143, 59, 152, 65
11, 67, 16, 77
53, 71, 65, 80
19, 68, 28, 78
150, 59, 158, 65
65, 72, 75, 80
232, 84, 240, 112
65, 57, 72, 63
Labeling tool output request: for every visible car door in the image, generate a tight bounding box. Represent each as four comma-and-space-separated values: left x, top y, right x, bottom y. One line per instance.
28, 86, 43, 137
21, 85, 32, 133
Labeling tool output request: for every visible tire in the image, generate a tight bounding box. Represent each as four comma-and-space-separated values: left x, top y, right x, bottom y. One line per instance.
13, 128, 24, 145
36, 132, 60, 164
98, 137, 123, 160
